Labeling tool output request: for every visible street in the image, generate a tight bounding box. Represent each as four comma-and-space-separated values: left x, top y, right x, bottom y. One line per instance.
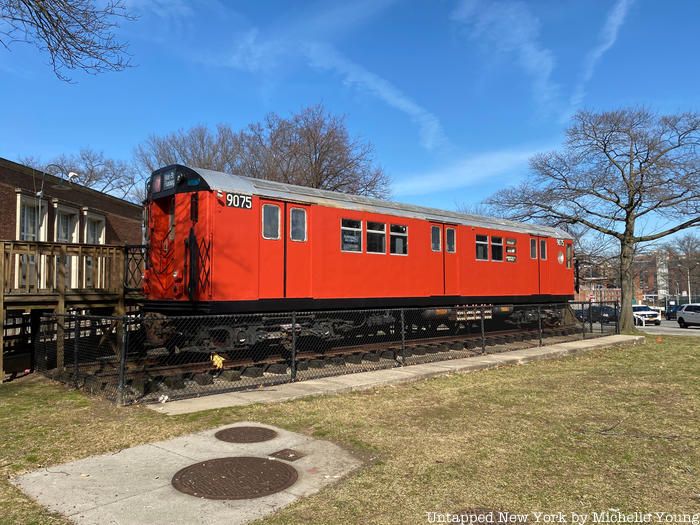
639, 319, 700, 337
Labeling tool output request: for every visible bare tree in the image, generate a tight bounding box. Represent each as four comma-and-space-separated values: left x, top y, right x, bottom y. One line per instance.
0, 0, 134, 81
134, 105, 391, 198
134, 124, 242, 175
486, 109, 700, 332
22, 149, 142, 202
664, 232, 700, 300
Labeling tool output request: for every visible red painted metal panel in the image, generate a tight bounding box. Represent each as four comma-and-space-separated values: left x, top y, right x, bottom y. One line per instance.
285, 203, 312, 298
146, 188, 575, 305
258, 198, 285, 298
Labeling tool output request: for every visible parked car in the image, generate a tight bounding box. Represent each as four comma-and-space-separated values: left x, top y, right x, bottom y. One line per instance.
665, 305, 680, 320
575, 305, 618, 323
632, 304, 661, 326
676, 303, 700, 328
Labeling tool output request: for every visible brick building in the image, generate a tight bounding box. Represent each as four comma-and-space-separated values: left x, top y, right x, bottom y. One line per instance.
0, 157, 142, 245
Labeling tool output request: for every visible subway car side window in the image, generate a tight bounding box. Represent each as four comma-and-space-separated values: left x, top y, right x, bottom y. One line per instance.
390, 224, 408, 255
431, 226, 441, 252
530, 239, 537, 259
446, 228, 456, 253
367, 222, 386, 254
290, 208, 307, 241
540, 239, 547, 260
476, 235, 489, 260
341, 218, 362, 252
491, 236, 504, 261
262, 204, 280, 239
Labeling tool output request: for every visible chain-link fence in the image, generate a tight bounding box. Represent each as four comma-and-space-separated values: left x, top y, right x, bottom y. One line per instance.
35, 301, 619, 405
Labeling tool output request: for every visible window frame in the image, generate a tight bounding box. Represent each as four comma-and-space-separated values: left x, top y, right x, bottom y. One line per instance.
389, 224, 408, 256
530, 238, 537, 259
54, 204, 79, 243
446, 228, 456, 253
289, 207, 307, 242
261, 203, 281, 240
431, 225, 442, 252
16, 193, 48, 242
341, 218, 363, 253
540, 239, 547, 260
476, 234, 489, 261
491, 236, 504, 262
366, 221, 386, 255
566, 243, 573, 269
83, 211, 106, 245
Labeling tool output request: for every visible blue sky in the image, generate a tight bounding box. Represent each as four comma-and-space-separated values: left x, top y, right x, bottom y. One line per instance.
1, 0, 699, 211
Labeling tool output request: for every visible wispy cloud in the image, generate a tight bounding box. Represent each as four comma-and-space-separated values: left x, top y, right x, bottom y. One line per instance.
451, 0, 558, 107
393, 145, 545, 197
304, 42, 446, 150
217, 1, 446, 151
567, 0, 634, 115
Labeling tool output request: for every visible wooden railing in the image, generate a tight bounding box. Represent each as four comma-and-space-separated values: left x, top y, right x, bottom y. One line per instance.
0, 241, 129, 296
0, 241, 146, 380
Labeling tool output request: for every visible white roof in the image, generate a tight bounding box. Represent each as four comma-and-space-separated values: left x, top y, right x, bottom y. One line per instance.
189, 166, 573, 239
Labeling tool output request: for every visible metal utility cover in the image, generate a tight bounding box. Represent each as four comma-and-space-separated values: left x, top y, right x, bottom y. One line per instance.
214, 426, 278, 443
171, 457, 298, 500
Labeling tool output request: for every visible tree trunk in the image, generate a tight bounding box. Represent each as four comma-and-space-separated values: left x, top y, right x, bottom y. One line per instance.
619, 239, 636, 332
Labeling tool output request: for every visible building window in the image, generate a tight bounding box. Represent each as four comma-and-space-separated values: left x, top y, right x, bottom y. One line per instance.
390, 224, 408, 255
530, 239, 537, 259
476, 235, 489, 260
85, 215, 105, 244
366, 222, 386, 254
431, 226, 441, 252
446, 228, 456, 253
566, 244, 573, 269
540, 239, 547, 260
341, 218, 362, 252
19, 202, 39, 241
262, 204, 280, 239
55, 209, 78, 243
491, 236, 503, 261
15, 194, 48, 289
290, 208, 307, 241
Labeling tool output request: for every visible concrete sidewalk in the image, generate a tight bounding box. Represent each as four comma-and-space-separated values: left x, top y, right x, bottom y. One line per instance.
149, 334, 644, 416
13, 422, 361, 525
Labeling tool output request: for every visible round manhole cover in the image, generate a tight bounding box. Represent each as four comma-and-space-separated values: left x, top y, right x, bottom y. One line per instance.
215, 426, 278, 443
172, 457, 298, 500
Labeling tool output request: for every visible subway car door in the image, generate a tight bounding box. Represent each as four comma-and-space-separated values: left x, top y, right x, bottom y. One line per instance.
530, 236, 542, 295
285, 204, 312, 298
429, 223, 445, 295
537, 236, 552, 295
443, 225, 460, 295
258, 199, 285, 298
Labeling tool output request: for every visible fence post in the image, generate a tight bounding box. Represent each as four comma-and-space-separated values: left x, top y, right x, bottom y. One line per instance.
614, 302, 620, 334
117, 316, 128, 406
581, 304, 586, 340
290, 311, 297, 382
399, 309, 406, 366
73, 315, 80, 387
480, 306, 486, 353
537, 306, 542, 346
589, 300, 593, 334
56, 244, 67, 369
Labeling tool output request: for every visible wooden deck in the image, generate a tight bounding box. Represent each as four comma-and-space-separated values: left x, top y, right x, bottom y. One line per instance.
1, 241, 144, 379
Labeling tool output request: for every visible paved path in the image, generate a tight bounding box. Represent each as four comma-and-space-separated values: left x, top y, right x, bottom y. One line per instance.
13, 422, 361, 525
150, 334, 645, 416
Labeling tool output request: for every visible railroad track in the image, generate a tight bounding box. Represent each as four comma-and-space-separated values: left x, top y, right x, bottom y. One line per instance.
75, 323, 586, 391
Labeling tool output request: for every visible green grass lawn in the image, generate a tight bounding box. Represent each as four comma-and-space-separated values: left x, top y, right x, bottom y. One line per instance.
1, 336, 699, 524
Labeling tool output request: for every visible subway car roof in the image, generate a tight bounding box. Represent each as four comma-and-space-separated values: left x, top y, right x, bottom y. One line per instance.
153, 164, 573, 239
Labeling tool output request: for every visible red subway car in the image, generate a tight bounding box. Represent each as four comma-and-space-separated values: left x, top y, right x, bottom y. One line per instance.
143, 165, 575, 314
